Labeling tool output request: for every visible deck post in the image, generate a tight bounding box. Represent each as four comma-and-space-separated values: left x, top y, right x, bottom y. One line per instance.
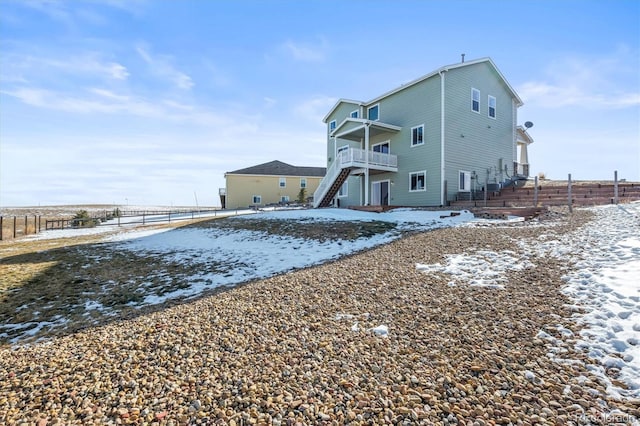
614, 170, 619, 204
484, 172, 488, 207
568, 173, 573, 213
534, 176, 539, 206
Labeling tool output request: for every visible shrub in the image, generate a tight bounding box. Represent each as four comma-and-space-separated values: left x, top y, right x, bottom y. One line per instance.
72, 210, 99, 228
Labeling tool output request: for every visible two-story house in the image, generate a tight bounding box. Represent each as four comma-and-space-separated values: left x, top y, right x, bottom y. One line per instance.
223, 160, 326, 209
314, 57, 532, 208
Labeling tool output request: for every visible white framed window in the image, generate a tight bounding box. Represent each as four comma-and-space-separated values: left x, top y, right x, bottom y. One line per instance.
336, 144, 349, 162
350, 110, 358, 118
252, 195, 262, 204
488, 95, 496, 119
411, 125, 424, 146
300, 178, 307, 188
459, 170, 471, 192
329, 120, 337, 131
409, 171, 426, 192
279, 177, 286, 188
372, 141, 390, 153
367, 104, 379, 121
338, 181, 348, 197
471, 88, 480, 113
281, 195, 290, 203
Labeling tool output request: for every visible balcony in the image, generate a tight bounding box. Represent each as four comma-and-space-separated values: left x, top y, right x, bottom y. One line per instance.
336, 147, 398, 173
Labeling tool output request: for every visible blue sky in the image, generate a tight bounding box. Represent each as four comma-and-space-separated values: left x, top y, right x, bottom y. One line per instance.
1, 0, 639, 207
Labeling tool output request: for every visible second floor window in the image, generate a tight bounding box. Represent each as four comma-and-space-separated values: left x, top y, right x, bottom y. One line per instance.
472, 88, 480, 113
368, 104, 379, 121
279, 177, 286, 188
300, 178, 307, 188
488, 96, 496, 118
329, 120, 337, 131
411, 125, 424, 146
350, 110, 359, 118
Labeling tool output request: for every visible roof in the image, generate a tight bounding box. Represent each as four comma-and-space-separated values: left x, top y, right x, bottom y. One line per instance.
516, 126, 535, 145
226, 160, 326, 177
323, 57, 523, 122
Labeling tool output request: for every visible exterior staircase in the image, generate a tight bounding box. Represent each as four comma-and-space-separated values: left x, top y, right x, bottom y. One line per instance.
315, 168, 350, 208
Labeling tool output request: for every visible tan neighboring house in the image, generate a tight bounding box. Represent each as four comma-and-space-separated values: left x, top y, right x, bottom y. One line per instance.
221, 160, 326, 209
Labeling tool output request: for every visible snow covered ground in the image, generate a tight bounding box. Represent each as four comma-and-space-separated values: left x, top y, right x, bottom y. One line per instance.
416, 202, 640, 400
6, 204, 640, 401
531, 203, 640, 400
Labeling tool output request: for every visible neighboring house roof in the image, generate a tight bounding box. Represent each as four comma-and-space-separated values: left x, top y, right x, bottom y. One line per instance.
226, 160, 326, 177
323, 57, 523, 123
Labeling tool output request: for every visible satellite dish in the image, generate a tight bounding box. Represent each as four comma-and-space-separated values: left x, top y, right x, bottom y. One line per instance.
524, 121, 534, 129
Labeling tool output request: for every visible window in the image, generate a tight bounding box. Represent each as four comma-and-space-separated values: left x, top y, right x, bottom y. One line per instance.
252, 195, 262, 204
411, 125, 424, 146
300, 178, 307, 188
459, 171, 471, 192
329, 120, 337, 131
338, 181, 348, 197
471, 88, 480, 113
488, 95, 496, 119
350, 110, 359, 118
409, 171, 426, 192
372, 141, 389, 153
367, 104, 379, 121
281, 196, 290, 203
279, 177, 286, 188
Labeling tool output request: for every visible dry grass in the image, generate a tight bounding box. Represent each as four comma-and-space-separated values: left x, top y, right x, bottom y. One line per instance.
0, 214, 399, 346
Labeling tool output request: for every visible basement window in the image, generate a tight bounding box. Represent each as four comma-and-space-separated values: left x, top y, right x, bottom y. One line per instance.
409, 171, 426, 192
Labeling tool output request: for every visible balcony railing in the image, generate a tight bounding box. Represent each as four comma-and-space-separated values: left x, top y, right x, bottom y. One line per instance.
313, 147, 398, 207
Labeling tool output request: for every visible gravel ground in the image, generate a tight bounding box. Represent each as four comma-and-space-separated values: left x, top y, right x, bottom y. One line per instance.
1, 210, 639, 425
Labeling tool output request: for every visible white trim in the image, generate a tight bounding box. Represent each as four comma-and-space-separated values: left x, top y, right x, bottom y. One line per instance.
330, 117, 401, 139
488, 95, 496, 119
410, 124, 425, 147
371, 179, 391, 206
367, 104, 380, 121
372, 140, 390, 153
458, 170, 471, 192
471, 88, 480, 113
365, 57, 523, 107
337, 180, 348, 197
409, 170, 427, 192
323, 99, 364, 123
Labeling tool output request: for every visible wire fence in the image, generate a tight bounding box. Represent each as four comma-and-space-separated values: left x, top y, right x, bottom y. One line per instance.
0, 208, 229, 241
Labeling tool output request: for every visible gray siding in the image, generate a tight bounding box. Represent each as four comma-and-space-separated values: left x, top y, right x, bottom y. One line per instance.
367, 77, 443, 206
442, 62, 516, 202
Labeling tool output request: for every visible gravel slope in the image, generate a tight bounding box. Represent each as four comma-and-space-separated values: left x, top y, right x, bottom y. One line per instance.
1, 210, 639, 425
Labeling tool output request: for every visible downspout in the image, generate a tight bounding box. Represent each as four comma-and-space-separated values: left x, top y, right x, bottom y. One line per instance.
439, 69, 447, 206
364, 122, 370, 205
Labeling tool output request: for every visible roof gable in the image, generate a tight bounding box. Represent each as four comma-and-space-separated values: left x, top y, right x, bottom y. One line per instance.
323, 58, 523, 123
227, 160, 326, 177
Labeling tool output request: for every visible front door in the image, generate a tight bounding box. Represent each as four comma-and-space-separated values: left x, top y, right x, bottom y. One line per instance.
372, 180, 389, 206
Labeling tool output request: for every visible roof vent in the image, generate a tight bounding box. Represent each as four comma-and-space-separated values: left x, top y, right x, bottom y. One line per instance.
461, 53, 465, 63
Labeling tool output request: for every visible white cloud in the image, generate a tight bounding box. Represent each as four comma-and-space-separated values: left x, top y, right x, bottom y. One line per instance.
280, 38, 328, 63
293, 95, 337, 122
518, 50, 640, 109
136, 45, 194, 90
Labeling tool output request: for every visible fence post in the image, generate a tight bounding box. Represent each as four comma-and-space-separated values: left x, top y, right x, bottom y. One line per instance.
568, 173, 573, 213
13, 216, 17, 238
614, 170, 619, 204
142, 213, 145, 225
38, 216, 41, 233
534, 176, 539, 207
0, 216, 3, 240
